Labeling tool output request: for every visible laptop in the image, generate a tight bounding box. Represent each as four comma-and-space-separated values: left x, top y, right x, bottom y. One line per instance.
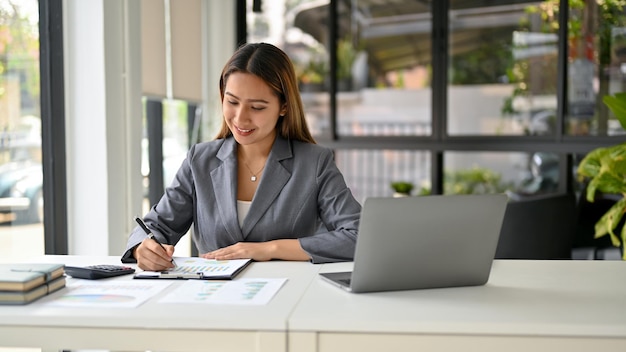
320, 194, 508, 293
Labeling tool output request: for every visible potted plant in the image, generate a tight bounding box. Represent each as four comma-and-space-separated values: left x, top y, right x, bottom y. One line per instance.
576, 92, 626, 260
294, 46, 328, 93
391, 181, 414, 197
296, 58, 327, 92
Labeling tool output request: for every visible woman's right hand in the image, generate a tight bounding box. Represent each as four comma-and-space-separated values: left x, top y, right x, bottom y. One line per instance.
133, 239, 176, 271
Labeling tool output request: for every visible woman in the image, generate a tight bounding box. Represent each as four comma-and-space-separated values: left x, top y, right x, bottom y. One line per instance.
122, 43, 361, 271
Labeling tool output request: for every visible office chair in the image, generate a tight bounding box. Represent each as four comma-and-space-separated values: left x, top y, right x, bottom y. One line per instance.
495, 192, 577, 259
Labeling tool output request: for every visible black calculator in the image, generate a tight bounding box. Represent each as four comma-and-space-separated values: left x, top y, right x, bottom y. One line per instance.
64, 265, 136, 280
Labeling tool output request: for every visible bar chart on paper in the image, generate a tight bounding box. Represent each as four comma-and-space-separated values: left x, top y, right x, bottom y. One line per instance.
173, 257, 249, 274
158, 278, 288, 305
133, 257, 252, 280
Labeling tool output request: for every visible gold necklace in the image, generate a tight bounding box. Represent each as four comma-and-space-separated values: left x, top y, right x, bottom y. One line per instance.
243, 162, 265, 182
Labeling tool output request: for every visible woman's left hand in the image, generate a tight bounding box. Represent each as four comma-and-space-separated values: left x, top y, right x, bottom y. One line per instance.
202, 242, 274, 261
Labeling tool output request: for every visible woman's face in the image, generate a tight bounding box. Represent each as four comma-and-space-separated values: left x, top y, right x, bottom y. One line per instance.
222, 72, 284, 147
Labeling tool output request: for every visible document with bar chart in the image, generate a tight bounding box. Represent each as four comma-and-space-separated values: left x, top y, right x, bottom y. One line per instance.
133, 257, 252, 280
158, 278, 287, 305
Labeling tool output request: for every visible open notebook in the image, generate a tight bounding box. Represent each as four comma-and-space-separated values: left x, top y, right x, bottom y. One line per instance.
320, 194, 508, 293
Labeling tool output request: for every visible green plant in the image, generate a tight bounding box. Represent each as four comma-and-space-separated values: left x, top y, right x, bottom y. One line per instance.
390, 181, 414, 195
294, 45, 328, 87
417, 167, 513, 196
445, 167, 512, 195
296, 58, 327, 85
577, 92, 626, 260
337, 37, 357, 80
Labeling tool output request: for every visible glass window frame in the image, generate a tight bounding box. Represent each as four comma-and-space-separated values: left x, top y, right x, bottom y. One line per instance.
238, 0, 626, 198
41, 1, 626, 255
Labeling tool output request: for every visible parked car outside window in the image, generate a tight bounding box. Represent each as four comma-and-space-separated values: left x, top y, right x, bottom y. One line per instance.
0, 116, 43, 223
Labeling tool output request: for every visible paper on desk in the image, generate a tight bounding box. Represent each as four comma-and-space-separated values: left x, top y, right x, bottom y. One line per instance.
134, 256, 251, 280
44, 280, 173, 308
159, 278, 287, 305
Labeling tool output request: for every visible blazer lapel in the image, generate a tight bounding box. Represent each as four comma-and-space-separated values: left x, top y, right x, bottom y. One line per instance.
242, 137, 292, 237
212, 138, 245, 242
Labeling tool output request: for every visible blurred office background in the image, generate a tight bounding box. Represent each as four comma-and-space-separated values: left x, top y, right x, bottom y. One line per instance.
1, 0, 625, 262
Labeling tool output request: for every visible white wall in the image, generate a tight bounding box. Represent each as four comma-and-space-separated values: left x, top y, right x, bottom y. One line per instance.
203, 0, 236, 139
63, 0, 235, 256
64, 0, 143, 255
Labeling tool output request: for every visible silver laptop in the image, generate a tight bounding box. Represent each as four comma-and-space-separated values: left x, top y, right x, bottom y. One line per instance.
320, 194, 508, 293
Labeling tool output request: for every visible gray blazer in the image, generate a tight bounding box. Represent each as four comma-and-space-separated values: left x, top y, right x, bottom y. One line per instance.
122, 136, 361, 264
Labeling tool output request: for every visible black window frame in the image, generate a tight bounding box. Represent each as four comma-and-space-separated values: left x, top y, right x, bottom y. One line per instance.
39, 0, 68, 254
237, 0, 626, 196
40, 0, 626, 255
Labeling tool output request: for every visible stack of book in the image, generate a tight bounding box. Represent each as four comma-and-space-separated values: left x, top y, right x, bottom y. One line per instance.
0, 263, 66, 305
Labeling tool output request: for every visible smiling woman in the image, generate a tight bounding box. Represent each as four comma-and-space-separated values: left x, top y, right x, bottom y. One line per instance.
124, 43, 362, 271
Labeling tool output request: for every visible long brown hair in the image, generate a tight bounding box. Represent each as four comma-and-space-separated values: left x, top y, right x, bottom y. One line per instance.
214, 43, 316, 144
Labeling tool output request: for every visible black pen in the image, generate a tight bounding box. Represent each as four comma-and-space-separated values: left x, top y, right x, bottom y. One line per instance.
134, 216, 176, 267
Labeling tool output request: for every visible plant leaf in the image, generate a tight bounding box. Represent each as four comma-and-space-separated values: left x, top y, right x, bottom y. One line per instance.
608, 198, 626, 247
594, 198, 626, 248
577, 147, 607, 180
593, 171, 626, 195
586, 177, 600, 203
579, 144, 626, 202
603, 93, 626, 130
608, 143, 626, 176
594, 210, 609, 239
622, 223, 626, 260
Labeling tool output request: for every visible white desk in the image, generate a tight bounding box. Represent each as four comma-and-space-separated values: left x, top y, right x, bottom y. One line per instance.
0, 255, 321, 352
2, 258, 625, 352
288, 260, 626, 352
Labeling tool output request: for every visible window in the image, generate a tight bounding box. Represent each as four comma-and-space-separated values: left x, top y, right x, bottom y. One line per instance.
566, 0, 626, 136
242, 0, 625, 202
449, 1, 561, 137
336, 150, 431, 201
0, 0, 43, 262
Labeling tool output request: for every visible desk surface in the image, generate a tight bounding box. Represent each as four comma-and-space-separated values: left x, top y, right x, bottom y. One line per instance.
0, 255, 320, 352
291, 260, 626, 336
288, 260, 626, 352
1, 257, 625, 352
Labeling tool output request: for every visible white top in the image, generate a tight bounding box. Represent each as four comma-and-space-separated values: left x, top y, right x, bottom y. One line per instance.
237, 200, 252, 228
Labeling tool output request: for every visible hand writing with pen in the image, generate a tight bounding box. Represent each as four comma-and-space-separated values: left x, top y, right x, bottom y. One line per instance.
133, 217, 176, 271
